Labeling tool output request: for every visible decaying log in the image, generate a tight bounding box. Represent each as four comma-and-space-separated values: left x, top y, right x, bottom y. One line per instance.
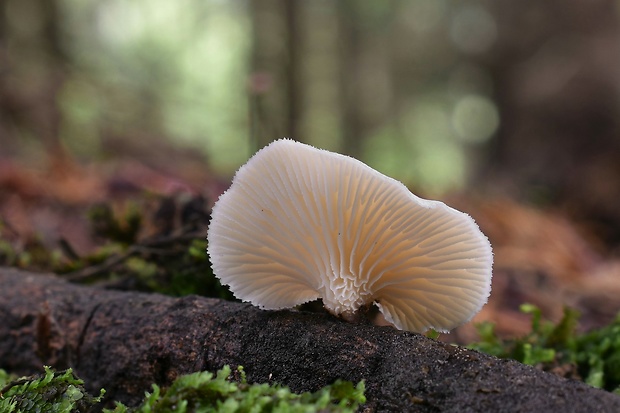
1, 267, 619, 412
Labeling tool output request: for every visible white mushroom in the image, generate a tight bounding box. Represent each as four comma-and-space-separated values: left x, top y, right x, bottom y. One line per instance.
207, 139, 493, 333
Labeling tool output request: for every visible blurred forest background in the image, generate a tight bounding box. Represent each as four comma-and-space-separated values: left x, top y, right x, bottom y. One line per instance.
1, 0, 620, 341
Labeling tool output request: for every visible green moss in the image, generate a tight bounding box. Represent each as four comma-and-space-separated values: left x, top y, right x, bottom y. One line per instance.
0, 239, 17, 266
0, 366, 105, 413
0, 366, 364, 413
573, 314, 620, 393
0, 220, 64, 271
106, 366, 364, 413
0, 369, 16, 387
188, 239, 209, 261
469, 304, 620, 393
88, 202, 142, 246
51, 200, 235, 299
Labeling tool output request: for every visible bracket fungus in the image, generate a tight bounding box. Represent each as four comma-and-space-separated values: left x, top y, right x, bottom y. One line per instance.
207, 139, 493, 333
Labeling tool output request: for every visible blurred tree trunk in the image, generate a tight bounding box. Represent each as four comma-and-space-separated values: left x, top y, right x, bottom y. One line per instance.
249, 0, 305, 150
0, 0, 67, 163
337, 2, 364, 159
283, 0, 303, 141
0, 4, 11, 147
249, 0, 282, 150
478, 0, 620, 246
39, 0, 71, 175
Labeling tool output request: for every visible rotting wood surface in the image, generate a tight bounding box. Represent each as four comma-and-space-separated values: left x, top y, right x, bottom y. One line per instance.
1, 267, 619, 412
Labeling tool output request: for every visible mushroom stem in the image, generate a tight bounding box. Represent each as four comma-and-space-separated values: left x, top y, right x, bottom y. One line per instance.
339, 305, 375, 326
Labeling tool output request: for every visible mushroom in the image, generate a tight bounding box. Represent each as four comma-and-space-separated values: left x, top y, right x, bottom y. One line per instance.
207, 139, 493, 333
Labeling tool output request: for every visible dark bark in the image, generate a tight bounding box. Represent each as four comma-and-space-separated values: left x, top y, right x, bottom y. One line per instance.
1, 267, 619, 412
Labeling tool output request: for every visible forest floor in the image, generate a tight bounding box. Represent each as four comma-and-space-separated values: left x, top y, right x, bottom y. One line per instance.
1, 145, 620, 345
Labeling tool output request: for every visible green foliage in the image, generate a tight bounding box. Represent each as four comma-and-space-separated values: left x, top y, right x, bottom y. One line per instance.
469, 304, 620, 393
142, 239, 233, 299
0, 366, 105, 413
0, 368, 16, 386
0, 219, 64, 271
573, 314, 620, 393
88, 203, 142, 246
54, 199, 234, 300
425, 329, 440, 340
0, 239, 17, 266
105, 366, 365, 413
469, 304, 565, 365
0, 366, 365, 413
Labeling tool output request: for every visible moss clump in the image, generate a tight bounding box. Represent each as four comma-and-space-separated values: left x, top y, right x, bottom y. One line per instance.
0, 366, 364, 413
0, 366, 105, 413
106, 365, 365, 413
469, 304, 620, 393
573, 314, 620, 392
88, 202, 142, 246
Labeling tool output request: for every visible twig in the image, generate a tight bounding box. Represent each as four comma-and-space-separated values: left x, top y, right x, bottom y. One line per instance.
63, 227, 209, 282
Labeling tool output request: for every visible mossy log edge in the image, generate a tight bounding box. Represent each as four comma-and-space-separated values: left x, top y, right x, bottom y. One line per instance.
1, 267, 619, 412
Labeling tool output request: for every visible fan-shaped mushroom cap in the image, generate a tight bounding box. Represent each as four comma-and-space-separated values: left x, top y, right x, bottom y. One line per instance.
207, 139, 493, 333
